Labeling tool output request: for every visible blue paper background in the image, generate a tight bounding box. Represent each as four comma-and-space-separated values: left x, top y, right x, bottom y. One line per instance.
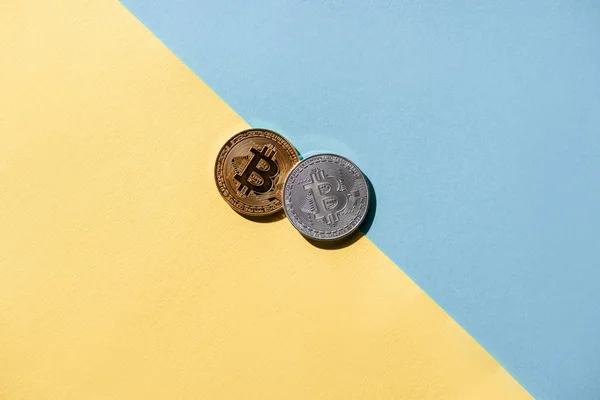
121, 1, 600, 398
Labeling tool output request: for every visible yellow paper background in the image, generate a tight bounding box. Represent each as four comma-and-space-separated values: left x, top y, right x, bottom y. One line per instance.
0, 1, 532, 398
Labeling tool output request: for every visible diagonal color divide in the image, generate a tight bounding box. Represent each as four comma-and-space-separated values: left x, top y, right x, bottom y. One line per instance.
0, 0, 534, 399
120, 1, 600, 399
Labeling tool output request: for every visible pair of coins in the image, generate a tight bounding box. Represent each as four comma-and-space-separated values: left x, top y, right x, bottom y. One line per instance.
215, 128, 370, 241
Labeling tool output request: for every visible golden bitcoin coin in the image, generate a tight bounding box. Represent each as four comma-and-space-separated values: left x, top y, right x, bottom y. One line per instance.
215, 128, 299, 216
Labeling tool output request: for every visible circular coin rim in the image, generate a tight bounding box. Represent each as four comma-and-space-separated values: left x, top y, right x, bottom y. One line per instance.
214, 128, 299, 216
283, 153, 370, 241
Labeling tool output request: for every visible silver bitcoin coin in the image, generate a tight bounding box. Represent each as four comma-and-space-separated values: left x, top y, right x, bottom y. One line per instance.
283, 154, 370, 241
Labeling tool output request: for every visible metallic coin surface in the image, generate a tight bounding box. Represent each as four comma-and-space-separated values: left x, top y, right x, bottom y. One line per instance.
215, 128, 299, 216
283, 154, 370, 241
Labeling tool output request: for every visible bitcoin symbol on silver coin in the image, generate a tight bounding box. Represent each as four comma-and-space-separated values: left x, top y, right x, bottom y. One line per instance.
283, 154, 369, 241
303, 169, 348, 226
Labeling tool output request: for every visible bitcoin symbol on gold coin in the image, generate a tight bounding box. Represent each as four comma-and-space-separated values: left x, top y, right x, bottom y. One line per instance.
215, 129, 299, 216
234, 146, 279, 196
303, 169, 348, 225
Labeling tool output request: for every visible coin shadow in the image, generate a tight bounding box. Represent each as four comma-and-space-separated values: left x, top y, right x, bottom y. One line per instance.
360, 174, 377, 235
239, 210, 286, 223
304, 173, 377, 250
